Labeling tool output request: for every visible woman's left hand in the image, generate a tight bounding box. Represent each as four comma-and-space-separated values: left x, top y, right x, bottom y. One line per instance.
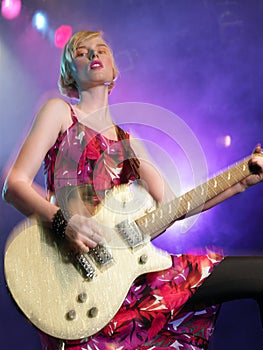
240, 144, 263, 189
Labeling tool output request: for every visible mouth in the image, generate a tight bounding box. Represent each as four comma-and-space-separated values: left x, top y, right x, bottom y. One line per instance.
90, 60, 104, 70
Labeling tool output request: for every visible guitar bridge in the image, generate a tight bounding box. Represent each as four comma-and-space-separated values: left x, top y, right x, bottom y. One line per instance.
116, 220, 144, 248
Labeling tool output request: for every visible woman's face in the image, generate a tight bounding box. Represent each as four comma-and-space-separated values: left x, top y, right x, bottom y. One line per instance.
70, 36, 115, 91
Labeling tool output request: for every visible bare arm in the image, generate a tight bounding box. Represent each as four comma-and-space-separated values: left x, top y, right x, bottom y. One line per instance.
2, 98, 71, 225
3, 98, 103, 252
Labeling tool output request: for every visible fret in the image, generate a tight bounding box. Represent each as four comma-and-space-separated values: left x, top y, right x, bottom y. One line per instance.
181, 192, 192, 212
216, 174, 230, 190
139, 215, 166, 236
170, 198, 185, 218
168, 203, 172, 214
206, 178, 220, 199
213, 178, 217, 188
180, 189, 204, 211
162, 201, 173, 221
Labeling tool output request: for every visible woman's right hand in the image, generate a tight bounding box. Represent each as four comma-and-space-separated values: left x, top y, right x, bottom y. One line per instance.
65, 214, 104, 253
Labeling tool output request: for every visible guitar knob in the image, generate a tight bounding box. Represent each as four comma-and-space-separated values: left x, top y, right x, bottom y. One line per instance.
87, 307, 98, 318
66, 309, 76, 320
77, 292, 87, 303
139, 254, 148, 264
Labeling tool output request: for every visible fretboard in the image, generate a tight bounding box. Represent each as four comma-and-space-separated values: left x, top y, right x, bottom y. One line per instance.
135, 155, 253, 239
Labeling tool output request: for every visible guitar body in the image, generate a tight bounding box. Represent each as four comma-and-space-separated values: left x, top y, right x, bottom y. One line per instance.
4, 184, 172, 340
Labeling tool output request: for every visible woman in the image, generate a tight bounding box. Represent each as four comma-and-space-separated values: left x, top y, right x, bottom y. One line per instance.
3, 30, 263, 350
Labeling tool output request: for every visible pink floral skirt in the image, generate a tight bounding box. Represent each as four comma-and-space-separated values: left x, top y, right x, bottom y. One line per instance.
39, 253, 223, 350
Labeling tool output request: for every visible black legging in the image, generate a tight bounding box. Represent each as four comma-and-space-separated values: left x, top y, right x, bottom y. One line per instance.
182, 256, 263, 325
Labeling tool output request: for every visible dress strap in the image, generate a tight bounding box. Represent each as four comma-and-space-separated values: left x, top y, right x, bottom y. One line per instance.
68, 103, 79, 124
115, 125, 128, 141
115, 125, 140, 178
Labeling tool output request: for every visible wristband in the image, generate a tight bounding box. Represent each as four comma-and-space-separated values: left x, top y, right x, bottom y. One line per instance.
51, 209, 67, 239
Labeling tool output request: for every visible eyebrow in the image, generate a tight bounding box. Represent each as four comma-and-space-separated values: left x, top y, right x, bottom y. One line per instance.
76, 43, 108, 50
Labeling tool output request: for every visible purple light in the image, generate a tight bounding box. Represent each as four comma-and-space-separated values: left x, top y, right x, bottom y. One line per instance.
1, 0, 22, 20
54, 25, 73, 49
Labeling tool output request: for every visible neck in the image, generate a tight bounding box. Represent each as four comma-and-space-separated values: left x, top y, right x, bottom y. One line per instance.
78, 85, 110, 114
76, 85, 113, 130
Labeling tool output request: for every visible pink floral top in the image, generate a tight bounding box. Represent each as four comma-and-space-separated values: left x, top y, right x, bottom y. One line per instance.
40, 104, 223, 350
43, 106, 139, 207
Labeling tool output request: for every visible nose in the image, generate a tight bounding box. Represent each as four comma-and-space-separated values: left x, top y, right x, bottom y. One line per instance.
88, 49, 99, 60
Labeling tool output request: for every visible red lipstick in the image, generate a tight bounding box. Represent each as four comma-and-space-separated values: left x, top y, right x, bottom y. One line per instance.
90, 60, 104, 69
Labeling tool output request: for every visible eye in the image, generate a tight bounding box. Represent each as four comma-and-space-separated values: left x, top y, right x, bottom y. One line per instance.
75, 50, 89, 58
98, 48, 109, 55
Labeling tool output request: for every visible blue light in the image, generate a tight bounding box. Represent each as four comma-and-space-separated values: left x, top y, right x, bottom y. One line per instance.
32, 11, 48, 32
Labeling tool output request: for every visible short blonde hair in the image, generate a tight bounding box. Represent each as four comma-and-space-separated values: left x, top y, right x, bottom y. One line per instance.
58, 30, 119, 98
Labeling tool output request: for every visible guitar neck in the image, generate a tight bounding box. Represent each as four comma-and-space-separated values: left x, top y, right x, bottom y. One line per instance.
136, 155, 253, 239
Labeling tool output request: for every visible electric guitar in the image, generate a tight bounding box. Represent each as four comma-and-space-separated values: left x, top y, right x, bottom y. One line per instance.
4, 153, 261, 340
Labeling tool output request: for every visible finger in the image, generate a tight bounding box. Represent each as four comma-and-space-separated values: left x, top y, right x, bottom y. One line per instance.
89, 232, 103, 244
68, 240, 90, 254
73, 220, 102, 239
253, 143, 262, 154
75, 215, 101, 232
77, 227, 102, 243
87, 218, 104, 235
79, 233, 98, 248
75, 238, 95, 254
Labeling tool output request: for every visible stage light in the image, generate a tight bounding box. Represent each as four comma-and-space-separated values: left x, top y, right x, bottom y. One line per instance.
54, 25, 72, 49
223, 135, 231, 147
1, 0, 22, 20
216, 135, 232, 148
32, 11, 48, 32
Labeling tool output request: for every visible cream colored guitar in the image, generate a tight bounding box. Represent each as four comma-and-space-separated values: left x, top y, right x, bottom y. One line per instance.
4, 153, 260, 340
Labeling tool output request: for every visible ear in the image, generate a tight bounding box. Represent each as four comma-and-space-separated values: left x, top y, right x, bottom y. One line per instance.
112, 68, 118, 82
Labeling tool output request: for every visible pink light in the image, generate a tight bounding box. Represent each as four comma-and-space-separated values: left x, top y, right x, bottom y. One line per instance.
54, 25, 73, 49
1, 0, 22, 20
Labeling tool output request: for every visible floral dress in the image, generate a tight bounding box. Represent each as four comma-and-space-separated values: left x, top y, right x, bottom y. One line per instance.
40, 105, 223, 350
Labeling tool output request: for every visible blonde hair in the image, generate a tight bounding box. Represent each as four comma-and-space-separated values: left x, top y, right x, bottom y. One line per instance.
58, 30, 119, 98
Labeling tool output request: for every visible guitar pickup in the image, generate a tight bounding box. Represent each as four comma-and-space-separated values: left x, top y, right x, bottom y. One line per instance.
74, 244, 113, 279
116, 220, 144, 248
88, 244, 113, 266
74, 253, 96, 280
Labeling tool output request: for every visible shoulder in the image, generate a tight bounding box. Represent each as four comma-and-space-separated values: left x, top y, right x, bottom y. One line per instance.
43, 97, 69, 109
37, 98, 70, 119
33, 98, 72, 132
27, 98, 73, 150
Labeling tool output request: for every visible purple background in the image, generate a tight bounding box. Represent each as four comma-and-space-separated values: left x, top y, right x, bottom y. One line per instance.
1, 0, 263, 348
